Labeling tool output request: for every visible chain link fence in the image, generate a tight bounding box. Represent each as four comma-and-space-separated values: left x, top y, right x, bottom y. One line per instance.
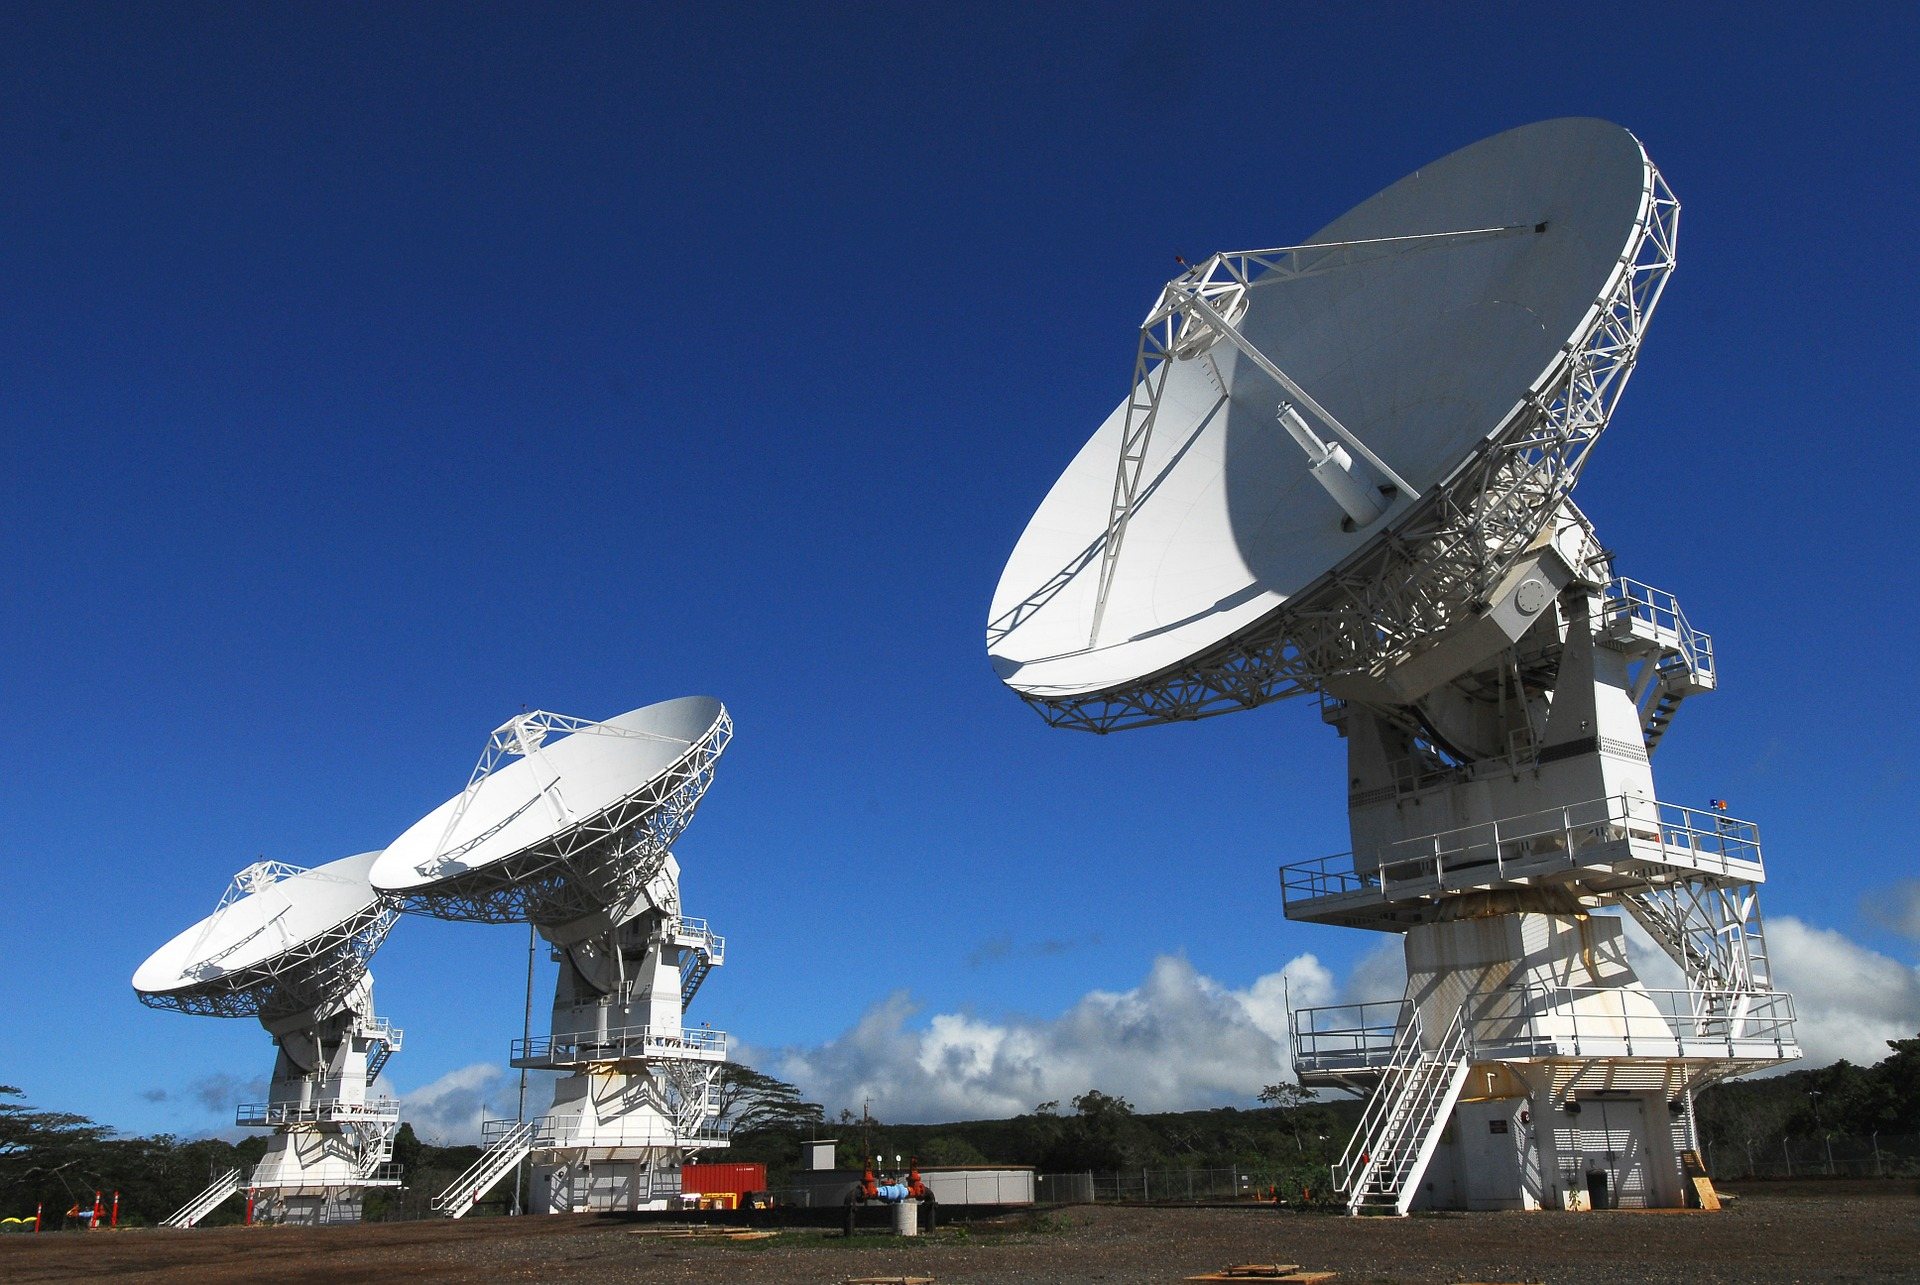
1037, 1167, 1327, 1205
1706, 1133, 1920, 1179
1032, 1138, 1920, 1206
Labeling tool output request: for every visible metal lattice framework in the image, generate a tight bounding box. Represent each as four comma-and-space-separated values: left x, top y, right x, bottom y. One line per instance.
658, 1058, 725, 1141
137, 875, 396, 1023
1623, 877, 1774, 996
384, 708, 732, 927
1022, 165, 1679, 733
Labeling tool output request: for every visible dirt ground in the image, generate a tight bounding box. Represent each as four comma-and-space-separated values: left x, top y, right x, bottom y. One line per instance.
4, 1180, 1915, 1284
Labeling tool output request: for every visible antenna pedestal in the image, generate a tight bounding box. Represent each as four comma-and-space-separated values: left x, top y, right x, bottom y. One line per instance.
510, 857, 729, 1214
1284, 525, 1797, 1213
240, 977, 404, 1225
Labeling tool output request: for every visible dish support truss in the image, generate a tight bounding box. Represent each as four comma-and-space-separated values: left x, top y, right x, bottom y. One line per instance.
384, 707, 732, 926
1006, 162, 1678, 732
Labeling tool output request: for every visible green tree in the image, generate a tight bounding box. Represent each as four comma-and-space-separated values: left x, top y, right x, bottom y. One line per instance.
709, 1062, 824, 1134
1878, 1035, 1920, 1133
0, 1085, 115, 1220
1257, 1081, 1315, 1150
391, 1121, 423, 1176
1039, 1090, 1137, 1171
918, 1134, 989, 1165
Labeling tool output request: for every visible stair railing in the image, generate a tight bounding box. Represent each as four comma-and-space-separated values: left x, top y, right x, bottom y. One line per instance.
1332, 1001, 1422, 1197
432, 1118, 536, 1219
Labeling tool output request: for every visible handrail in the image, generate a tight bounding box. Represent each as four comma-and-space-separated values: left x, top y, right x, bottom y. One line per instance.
1296, 983, 1798, 1072
1604, 577, 1714, 681
1289, 999, 1402, 1067
513, 1022, 727, 1065
433, 1119, 535, 1216
1332, 1001, 1420, 1194
235, 1097, 402, 1126
163, 1168, 242, 1228
483, 1114, 731, 1150
1279, 792, 1764, 909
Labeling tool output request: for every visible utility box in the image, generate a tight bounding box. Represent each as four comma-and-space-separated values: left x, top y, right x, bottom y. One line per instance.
802, 1139, 838, 1171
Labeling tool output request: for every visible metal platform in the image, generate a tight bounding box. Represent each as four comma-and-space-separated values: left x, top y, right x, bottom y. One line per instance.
1291, 984, 1799, 1087
248, 1161, 404, 1189
235, 1098, 402, 1127
510, 1022, 727, 1070
1280, 795, 1766, 930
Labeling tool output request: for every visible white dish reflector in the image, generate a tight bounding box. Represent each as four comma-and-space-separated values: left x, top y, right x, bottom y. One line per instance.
133, 851, 393, 1018
989, 118, 1658, 707
371, 696, 730, 928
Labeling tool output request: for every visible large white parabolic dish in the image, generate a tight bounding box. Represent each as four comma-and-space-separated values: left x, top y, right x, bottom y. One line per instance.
370, 696, 730, 928
989, 119, 1673, 727
133, 851, 395, 1021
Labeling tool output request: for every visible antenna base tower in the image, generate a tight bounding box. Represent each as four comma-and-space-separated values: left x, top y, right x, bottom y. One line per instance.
239, 976, 405, 1225
447, 855, 730, 1215
1283, 517, 1797, 1213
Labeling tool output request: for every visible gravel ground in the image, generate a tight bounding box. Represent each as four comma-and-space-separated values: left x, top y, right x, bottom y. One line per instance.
5, 1180, 1915, 1283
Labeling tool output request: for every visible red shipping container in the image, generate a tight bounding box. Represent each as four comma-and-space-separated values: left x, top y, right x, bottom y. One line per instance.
680, 1162, 767, 1196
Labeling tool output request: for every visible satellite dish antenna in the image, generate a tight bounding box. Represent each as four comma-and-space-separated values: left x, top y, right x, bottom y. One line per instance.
371, 696, 733, 1218
991, 117, 1669, 729
134, 852, 406, 1227
988, 119, 1797, 1214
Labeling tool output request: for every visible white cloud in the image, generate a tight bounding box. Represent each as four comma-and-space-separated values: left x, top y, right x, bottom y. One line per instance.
1765, 916, 1920, 1068
1617, 910, 1919, 1072
761, 951, 1354, 1123
399, 1063, 508, 1145
757, 913, 1920, 1123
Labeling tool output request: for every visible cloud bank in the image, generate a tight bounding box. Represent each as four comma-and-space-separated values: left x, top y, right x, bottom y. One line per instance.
760, 917, 1915, 1123
1766, 916, 1920, 1067
758, 944, 1402, 1123
400, 1063, 508, 1145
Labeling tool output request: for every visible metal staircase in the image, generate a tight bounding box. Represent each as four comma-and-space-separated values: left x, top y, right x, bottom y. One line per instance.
671, 917, 725, 1009
364, 1018, 403, 1084
432, 1119, 534, 1219
1624, 878, 1773, 995
659, 1058, 723, 1140
1600, 578, 1716, 754
164, 1167, 242, 1228
1334, 1004, 1472, 1216
1639, 656, 1714, 754
356, 1117, 402, 1180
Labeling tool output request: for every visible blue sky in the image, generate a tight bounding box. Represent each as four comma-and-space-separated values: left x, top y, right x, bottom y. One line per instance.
4, 4, 1916, 1141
